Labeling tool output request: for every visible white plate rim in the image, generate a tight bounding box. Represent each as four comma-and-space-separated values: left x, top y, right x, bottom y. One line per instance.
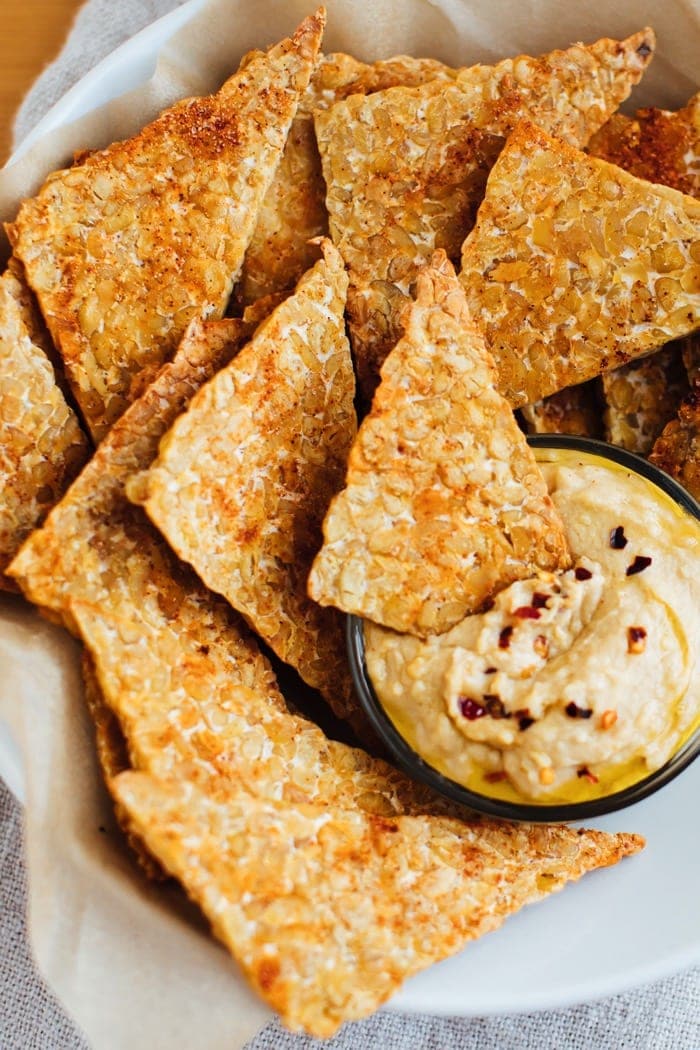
2, 2, 699, 1021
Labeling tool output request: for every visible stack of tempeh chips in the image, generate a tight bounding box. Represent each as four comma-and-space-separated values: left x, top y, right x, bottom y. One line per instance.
4, 7, 700, 1036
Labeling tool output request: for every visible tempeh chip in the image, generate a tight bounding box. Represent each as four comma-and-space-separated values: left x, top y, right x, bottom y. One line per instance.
588, 92, 700, 198
0, 266, 89, 589
601, 346, 690, 454
113, 770, 643, 1038
649, 389, 700, 501
133, 241, 365, 733
308, 251, 570, 637
235, 51, 456, 306
8, 11, 325, 442
315, 29, 655, 401
459, 121, 700, 408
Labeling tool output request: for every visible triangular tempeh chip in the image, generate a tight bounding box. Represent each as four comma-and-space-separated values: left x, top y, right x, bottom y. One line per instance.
308, 252, 570, 637
460, 121, 700, 407
588, 92, 700, 198
133, 241, 364, 733
8, 12, 324, 442
235, 51, 456, 306
114, 770, 642, 1038
0, 265, 89, 589
315, 29, 654, 401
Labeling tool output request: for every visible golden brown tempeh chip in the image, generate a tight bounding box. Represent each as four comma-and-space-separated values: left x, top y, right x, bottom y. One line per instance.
308, 252, 570, 637
8, 12, 325, 443
316, 29, 655, 401
649, 389, 700, 501
460, 121, 700, 408
0, 267, 89, 589
601, 345, 690, 454
113, 770, 643, 1038
235, 52, 456, 306
588, 92, 700, 198
133, 241, 365, 734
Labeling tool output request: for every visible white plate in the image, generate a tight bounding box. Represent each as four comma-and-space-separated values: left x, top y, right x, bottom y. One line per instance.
3, 2, 699, 1019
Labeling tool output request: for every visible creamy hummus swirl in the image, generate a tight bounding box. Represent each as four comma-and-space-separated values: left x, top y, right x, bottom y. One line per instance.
364, 449, 700, 802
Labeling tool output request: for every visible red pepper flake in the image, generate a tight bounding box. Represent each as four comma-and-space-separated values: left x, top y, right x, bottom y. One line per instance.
499, 626, 514, 649
626, 555, 652, 576
518, 716, 535, 731
484, 666, 497, 675
574, 566, 593, 581
459, 696, 486, 720
481, 597, 495, 612
577, 765, 599, 784
484, 771, 508, 784
609, 525, 628, 549
514, 605, 542, 620
627, 626, 647, 654
565, 702, 593, 719
532, 592, 550, 609
483, 695, 510, 719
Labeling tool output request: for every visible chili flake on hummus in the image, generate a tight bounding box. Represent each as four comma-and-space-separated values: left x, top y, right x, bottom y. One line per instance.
364, 448, 700, 802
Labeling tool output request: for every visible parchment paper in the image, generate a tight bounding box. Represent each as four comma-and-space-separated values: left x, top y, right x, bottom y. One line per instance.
1, 1, 699, 1047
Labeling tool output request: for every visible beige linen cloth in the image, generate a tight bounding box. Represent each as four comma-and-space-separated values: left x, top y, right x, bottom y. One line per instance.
1, 2, 699, 1048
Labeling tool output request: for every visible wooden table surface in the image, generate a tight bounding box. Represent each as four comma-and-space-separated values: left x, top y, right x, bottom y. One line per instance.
0, 0, 83, 164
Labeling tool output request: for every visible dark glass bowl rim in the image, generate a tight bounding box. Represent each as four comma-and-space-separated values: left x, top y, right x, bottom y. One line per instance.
346, 435, 700, 824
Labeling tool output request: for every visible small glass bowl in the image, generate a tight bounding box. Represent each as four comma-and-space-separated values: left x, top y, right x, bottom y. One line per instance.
347, 435, 700, 823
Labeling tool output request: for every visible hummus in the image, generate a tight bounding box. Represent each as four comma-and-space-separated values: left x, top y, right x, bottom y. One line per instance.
364, 447, 700, 803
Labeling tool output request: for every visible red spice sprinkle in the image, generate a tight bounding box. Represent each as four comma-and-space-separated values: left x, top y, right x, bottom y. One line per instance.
532, 592, 550, 609
574, 566, 593, 581
459, 696, 486, 720
565, 702, 593, 719
484, 771, 508, 784
610, 525, 628, 549
627, 626, 647, 654
626, 555, 652, 576
518, 716, 535, 731
514, 605, 542, 620
484, 666, 497, 675
499, 626, 514, 649
577, 765, 599, 784
483, 695, 510, 719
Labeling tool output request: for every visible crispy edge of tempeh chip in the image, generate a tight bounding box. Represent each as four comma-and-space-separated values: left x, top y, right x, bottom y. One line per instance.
9, 12, 325, 443
132, 241, 370, 736
0, 268, 89, 589
113, 769, 643, 1038
308, 251, 570, 637
81, 649, 167, 882
459, 120, 700, 408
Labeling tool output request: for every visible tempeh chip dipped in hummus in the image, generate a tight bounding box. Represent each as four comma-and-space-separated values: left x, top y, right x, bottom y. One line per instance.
365, 446, 700, 803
